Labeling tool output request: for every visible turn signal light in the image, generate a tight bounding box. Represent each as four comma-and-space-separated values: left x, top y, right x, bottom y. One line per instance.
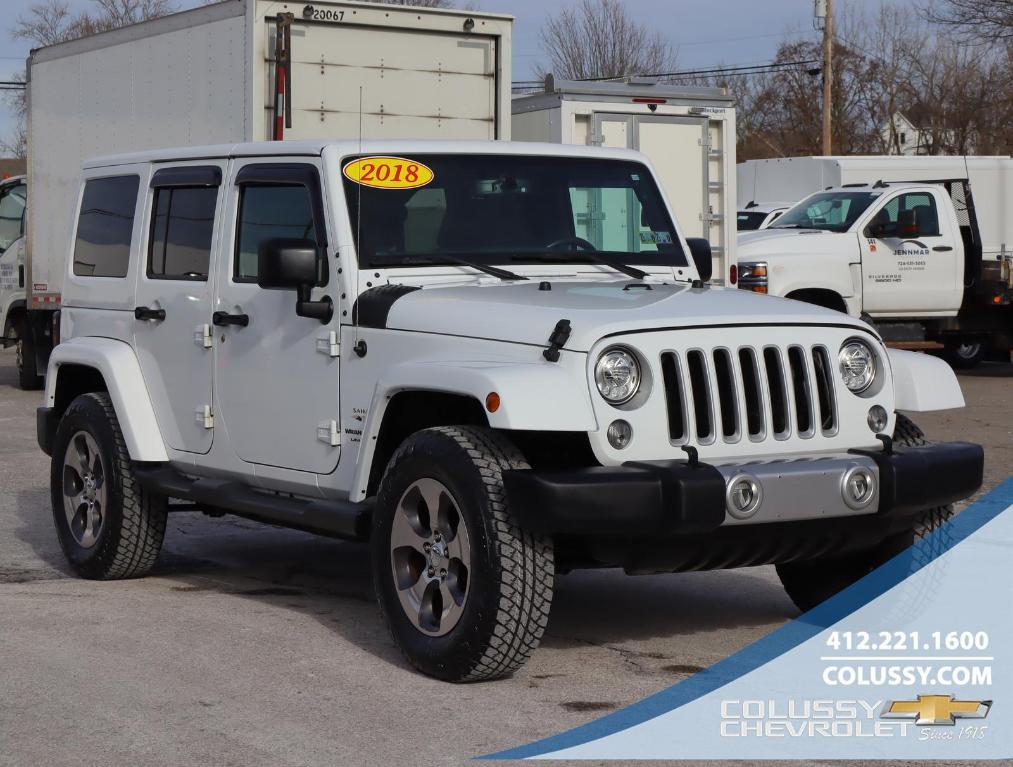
750, 285, 768, 294
485, 392, 500, 413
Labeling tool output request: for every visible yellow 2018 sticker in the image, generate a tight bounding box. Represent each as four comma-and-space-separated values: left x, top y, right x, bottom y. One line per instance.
342, 157, 434, 190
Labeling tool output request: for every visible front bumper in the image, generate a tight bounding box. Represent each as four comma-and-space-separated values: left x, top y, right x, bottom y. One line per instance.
503, 441, 983, 538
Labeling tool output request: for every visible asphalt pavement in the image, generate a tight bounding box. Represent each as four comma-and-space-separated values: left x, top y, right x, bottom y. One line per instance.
0, 348, 1008, 767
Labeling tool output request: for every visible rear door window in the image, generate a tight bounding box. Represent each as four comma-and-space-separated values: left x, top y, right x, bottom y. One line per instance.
73, 175, 140, 278
148, 186, 218, 280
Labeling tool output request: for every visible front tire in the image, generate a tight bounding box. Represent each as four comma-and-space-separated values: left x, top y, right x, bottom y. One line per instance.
51, 393, 168, 580
776, 414, 952, 612
371, 426, 554, 682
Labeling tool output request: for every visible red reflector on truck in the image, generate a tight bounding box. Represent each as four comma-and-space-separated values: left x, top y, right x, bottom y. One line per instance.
729, 264, 738, 285
632, 97, 667, 105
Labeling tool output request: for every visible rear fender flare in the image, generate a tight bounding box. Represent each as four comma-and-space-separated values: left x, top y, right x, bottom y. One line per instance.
45, 337, 168, 462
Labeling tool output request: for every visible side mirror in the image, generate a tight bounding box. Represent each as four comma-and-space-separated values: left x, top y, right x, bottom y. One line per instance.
686, 237, 713, 284
257, 238, 333, 323
897, 209, 920, 238
257, 238, 318, 289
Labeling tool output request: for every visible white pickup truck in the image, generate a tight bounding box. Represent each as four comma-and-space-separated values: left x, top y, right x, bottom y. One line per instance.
37, 140, 982, 681
737, 157, 1013, 367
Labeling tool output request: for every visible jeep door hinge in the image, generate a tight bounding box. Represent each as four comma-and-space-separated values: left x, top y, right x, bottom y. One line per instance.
317, 420, 340, 446
195, 405, 214, 429
316, 330, 340, 357
194, 323, 213, 349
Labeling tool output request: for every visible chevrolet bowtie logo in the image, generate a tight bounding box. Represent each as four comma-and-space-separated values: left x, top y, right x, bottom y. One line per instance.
882, 695, 992, 726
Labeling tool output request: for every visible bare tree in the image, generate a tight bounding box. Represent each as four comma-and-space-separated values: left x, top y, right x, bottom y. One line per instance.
4, 0, 180, 157
369, 0, 454, 6
924, 0, 1013, 43
537, 0, 675, 82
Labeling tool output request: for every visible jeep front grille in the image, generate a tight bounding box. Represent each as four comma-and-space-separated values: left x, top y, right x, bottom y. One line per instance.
660, 345, 838, 445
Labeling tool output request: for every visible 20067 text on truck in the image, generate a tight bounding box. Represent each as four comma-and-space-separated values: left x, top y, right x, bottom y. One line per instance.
737, 156, 1013, 368
37, 140, 982, 681
13, 0, 513, 389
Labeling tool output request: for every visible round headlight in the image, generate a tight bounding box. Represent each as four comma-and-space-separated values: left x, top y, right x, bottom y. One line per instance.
839, 339, 877, 393
594, 347, 641, 405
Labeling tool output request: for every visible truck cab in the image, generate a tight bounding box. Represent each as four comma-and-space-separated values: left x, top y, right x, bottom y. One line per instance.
0, 176, 31, 381
38, 141, 982, 682
739, 182, 965, 316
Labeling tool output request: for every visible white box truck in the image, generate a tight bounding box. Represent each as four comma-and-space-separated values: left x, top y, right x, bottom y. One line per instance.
11, 0, 512, 388
736, 156, 1013, 366
513, 77, 737, 284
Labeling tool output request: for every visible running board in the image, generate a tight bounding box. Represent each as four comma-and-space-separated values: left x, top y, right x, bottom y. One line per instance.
134, 465, 372, 541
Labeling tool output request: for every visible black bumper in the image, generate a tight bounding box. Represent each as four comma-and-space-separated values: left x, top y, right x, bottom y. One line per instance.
37, 406, 56, 456
503, 441, 984, 538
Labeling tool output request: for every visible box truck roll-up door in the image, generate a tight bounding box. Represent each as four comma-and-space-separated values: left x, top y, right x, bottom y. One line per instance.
594, 114, 709, 239
268, 18, 499, 140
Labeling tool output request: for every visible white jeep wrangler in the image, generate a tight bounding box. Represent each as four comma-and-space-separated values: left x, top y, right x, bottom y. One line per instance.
38, 141, 983, 681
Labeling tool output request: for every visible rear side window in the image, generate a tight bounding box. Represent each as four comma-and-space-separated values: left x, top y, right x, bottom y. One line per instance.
235, 185, 317, 281
73, 175, 140, 278
148, 187, 218, 280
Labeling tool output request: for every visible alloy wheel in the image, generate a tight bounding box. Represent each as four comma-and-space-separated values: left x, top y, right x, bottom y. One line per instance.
62, 431, 107, 549
389, 478, 472, 637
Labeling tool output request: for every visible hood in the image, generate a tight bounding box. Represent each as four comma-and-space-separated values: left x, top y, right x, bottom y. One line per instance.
379, 280, 868, 351
738, 227, 849, 258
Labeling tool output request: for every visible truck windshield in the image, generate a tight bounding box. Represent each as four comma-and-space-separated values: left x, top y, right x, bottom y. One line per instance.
342, 154, 687, 271
769, 191, 879, 232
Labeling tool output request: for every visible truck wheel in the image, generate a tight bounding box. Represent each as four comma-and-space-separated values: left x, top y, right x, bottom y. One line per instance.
51, 392, 167, 580
14, 316, 43, 390
943, 339, 985, 369
371, 426, 554, 682
776, 414, 952, 612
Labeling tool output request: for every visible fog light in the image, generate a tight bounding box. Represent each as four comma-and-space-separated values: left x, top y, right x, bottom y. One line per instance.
867, 405, 888, 433
841, 465, 877, 510
606, 420, 633, 449
726, 474, 762, 519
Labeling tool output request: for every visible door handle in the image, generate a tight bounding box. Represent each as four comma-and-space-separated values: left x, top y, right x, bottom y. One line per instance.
933, 246, 953, 252
212, 311, 250, 328
134, 306, 166, 322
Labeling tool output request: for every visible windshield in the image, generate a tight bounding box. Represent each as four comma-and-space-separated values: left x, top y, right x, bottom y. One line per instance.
342, 154, 687, 271
737, 211, 768, 231
769, 191, 879, 232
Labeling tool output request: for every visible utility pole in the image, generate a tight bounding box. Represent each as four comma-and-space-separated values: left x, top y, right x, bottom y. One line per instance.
821, 0, 834, 155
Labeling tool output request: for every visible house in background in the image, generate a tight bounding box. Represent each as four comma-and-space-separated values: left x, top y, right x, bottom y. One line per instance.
882, 108, 967, 155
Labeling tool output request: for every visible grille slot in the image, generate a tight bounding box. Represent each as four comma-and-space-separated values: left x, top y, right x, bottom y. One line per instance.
812, 346, 837, 434
686, 350, 713, 441
763, 347, 790, 438
660, 352, 686, 442
713, 349, 739, 440
787, 346, 814, 437
738, 348, 764, 438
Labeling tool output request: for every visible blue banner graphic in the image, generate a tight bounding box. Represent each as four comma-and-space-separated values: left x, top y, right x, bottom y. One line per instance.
487, 478, 1013, 761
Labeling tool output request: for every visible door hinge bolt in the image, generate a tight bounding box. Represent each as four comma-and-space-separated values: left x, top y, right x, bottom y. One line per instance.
317, 420, 340, 447
194, 324, 213, 349
196, 405, 214, 429
316, 330, 340, 357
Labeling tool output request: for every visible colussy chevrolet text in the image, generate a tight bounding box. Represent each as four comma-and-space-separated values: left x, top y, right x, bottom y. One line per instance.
37, 141, 983, 681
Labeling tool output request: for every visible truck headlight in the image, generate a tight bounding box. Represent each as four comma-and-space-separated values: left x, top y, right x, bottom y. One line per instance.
738, 261, 768, 294
594, 347, 641, 405
839, 339, 877, 393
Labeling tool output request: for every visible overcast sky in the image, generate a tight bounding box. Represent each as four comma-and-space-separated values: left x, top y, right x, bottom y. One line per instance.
0, 0, 891, 147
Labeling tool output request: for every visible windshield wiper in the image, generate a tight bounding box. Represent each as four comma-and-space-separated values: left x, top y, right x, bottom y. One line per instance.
388, 255, 528, 282
516, 252, 648, 281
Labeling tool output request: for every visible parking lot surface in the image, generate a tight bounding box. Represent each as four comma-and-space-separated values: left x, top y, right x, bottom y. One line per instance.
0, 348, 1008, 767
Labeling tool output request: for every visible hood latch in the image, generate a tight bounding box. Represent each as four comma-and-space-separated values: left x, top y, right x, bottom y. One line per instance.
542, 319, 572, 362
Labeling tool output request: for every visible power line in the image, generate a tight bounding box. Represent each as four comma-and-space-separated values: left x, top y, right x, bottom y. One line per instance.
512, 58, 819, 88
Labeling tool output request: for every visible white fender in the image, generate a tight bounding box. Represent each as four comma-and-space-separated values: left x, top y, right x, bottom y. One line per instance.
349, 358, 598, 500
45, 337, 168, 462
888, 349, 965, 412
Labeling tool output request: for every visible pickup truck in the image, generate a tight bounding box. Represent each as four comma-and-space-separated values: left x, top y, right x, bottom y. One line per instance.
737, 159, 1013, 368
37, 140, 982, 681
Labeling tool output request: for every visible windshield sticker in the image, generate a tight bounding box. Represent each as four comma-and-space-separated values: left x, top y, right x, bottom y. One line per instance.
640, 231, 673, 245
342, 157, 434, 190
